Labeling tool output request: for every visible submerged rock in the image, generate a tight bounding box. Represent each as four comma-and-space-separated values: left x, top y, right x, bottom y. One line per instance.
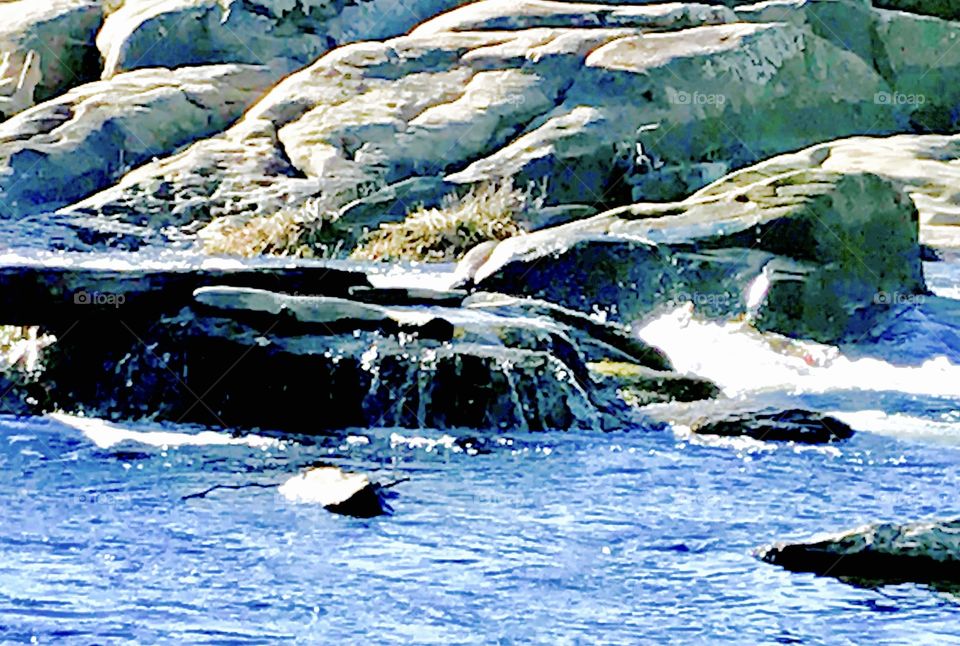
757, 519, 960, 586
641, 399, 856, 444
279, 466, 388, 518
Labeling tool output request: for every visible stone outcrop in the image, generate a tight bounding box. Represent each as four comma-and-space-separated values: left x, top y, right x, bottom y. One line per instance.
0, 259, 715, 431
0, 0, 103, 120
0, 64, 277, 221
36, 0, 960, 253
97, 0, 463, 78
688, 407, 854, 443
692, 134, 960, 247
757, 518, 960, 586
473, 168, 925, 342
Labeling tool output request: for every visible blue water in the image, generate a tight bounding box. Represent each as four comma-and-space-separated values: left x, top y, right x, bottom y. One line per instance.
3, 416, 960, 644
1, 256, 959, 644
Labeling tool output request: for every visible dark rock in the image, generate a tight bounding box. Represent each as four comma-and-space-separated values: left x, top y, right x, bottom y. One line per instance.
690, 408, 854, 443
0, 260, 372, 327
757, 519, 960, 587
464, 293, 674, 371
873, 0, 960, 21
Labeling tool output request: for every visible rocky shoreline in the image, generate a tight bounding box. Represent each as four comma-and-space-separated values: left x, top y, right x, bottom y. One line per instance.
2, 0, 960, 588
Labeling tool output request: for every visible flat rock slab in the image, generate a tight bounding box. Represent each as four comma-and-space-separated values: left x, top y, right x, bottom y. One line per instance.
643, 400, 856, 444
0, 258, 372, 326
689, 408, 854, 443
757, 519, 960, 587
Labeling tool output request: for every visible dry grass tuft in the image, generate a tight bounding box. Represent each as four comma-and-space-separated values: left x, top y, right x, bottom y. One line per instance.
199, 199, 347, 259
351, 181, 532, 262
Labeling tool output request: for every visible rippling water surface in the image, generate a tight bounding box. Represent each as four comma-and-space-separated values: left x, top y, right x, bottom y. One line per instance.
0, 257, 958, 644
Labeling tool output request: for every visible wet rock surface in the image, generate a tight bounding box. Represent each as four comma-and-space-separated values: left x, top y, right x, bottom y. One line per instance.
0, 259, 714, 432
757, 519, 960, 587
689, 408, 854, 443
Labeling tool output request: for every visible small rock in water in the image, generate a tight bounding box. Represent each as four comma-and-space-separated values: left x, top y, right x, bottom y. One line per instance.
690, 408, 854, 444
279, 466, 388, 518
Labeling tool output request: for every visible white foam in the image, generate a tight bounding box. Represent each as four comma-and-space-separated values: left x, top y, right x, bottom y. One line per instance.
828, 410, 960, 446
49, 413, 280, 450
636, 307, 960, 399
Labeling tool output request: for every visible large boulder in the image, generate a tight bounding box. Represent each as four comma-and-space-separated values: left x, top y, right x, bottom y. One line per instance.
96, 0, 464, 77
0, 0, 103, 120
0, 256, 717, 430
757, 519, 960, 586
473, 168, 924, 342
0, 64, 277, 221
48, 0, 960, 252
693, 133, 960, 248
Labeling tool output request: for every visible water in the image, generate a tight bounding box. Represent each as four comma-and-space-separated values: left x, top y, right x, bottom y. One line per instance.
0, 257, 958, 644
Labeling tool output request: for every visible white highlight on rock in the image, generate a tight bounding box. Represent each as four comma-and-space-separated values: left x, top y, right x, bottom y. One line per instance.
279, 466, 371, 505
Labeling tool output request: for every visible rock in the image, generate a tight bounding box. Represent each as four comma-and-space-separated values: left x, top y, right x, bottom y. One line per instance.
47, 0, 960, 253
347, 286, 468, 307
452, 241, 500, 288
0, 257, 372, 326
873, 0, 960, 23
279, 466, 388, 517
0, 261, 716, 430
0, 64, 277, 219
0, 0, 103, 119
689, 408, 854, 443
463, 292, 674, 370
693, 133, 960, 247
97, 0, 463, 78
193, 285, 457, 336
474, 168, 925, 342
0, 50, 41, 118
587, 359, 720, 408
757, 519, 960, 586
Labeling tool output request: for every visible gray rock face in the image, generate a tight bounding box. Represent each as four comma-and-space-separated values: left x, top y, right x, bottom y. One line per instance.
97, 0, 464, 77
757, 519, 960, 586
0, 64, 277, 220
692, 133, 960, 247
0, 0, 103, 119
474, 168, 924, 342
43, 0, 960, 252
